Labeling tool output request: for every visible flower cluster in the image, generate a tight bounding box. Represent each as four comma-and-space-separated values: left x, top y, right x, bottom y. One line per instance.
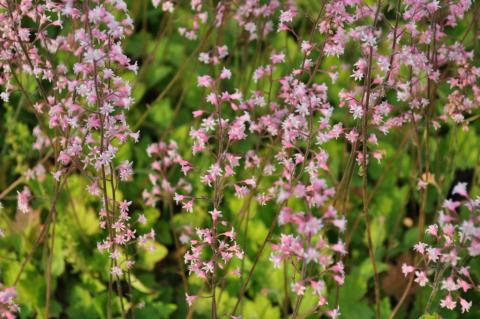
402, 183, 479, 313
0, 286, 18, 319
144, 0, 480, 316
143, 141, 192, 207
271, 206, 346, 308
16, 186, 31, 214
184, 211, 244, 279
2, 0, 148, 313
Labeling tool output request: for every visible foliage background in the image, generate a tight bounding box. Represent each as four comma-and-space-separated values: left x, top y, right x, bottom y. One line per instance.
0, 0, 479, 318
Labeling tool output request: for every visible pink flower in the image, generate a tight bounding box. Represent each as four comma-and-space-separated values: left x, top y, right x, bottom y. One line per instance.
53, 170, 63, 181
317, 295, 328, 306
291, 281, 306, 295
426, 247, 441, 262
0, 286, 19, 318
332, 217, 347, 232
182, 200, 193, 213
209, 209, 222, 221
220, 68, 231, 80
442, 199, 461, 212
414, 242, 427, 254
401, 263, 415, 277
331, 240, 347, 256
457, 279, 471, 292
301, 41, 313, 54
414, 271, 428, 287
310, 280, 325, 295
193, 110, 205, 118
17, 187, 32, 214
459, 298, 472, 313
440, 294, 456, 310
271, 52, 285, 64
119, 161, 133, 181
138, 214, 147, 225
119, 200, 132, 214
185, 294, 198, 307
441, 277, 459, 292
279, 10, 295, 23
327, 307, 341, 319
174, 193, 185, 204
111, 266, 123, 277
426, 224, 438, 237
452, 182, 468, 197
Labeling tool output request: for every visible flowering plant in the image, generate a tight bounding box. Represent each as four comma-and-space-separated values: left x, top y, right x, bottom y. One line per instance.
0, 0, 480, 318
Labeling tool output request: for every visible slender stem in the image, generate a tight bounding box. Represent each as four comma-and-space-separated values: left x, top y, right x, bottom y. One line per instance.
230, 204, 283, 317
44, 208, 57, 319
109, 165, 127, 319
360, 2, 383, 318
283, 261, 291, 317
14, 179, 64, 286
291, 236, 311, 319
425, 265, 446, 314
389, 273, 414, 319
133, 26, 215, 131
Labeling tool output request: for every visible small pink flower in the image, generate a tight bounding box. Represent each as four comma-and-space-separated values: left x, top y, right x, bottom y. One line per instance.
119, 161, 133, 181
327, 307, 341, 319
414, 242, 427, 254
452, 182, 468, 197
441, 276, 459, 292
317, 295, 328, 306
442, 199, 461, 212
459, 298, 472, 313
440, 294, 456, 310
279, 10, 295, 23
301, 41, 313, 54
52, 170, 63, 181
182, 200, 193, 213
209, 209, 222, 221
310, 280, 325, 295
17, 186, 32, 214
332, 217, 347, 232
401, 263, 415, 277
174, 193, 185, 204
291, 281, 305, 295
426, 224, 438, 237
111, 266, 123, 277
185, 294, 198, 307
220, 68, 231, 80
414, 271, 428, 287
270, 52, 285, 64
138, 214, 147, 225
331, 240, 347, 256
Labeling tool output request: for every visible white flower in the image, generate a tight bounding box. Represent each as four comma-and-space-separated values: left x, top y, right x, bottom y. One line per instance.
0, 91, 9, 102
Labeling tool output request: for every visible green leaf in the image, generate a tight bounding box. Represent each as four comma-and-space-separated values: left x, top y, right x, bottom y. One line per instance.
137, 241, 168, 270
130, 274, 154, 294
134, 301, 177, 318
242, 294, 281, 319
420, 313, 441, 319
338, 260, 388, 319
149, 99, 173, 129
66, 285, 99, 319
51, 235, 65, 277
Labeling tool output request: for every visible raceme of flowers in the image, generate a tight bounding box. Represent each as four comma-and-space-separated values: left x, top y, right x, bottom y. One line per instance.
143, 0, 480, 317
1, 0, 150, 317
1, 0, 480, 318
402, 183, 479, 314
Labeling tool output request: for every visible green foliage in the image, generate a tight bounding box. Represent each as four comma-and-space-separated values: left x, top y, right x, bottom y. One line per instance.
338, 260, 389, 319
